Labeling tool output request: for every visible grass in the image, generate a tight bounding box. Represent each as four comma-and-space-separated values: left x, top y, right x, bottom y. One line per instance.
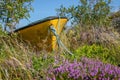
0, 33, 34, 80
0, 26, 120, 80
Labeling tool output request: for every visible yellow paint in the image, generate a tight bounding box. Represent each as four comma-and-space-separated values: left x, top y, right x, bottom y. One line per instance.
16, 17, 67, 51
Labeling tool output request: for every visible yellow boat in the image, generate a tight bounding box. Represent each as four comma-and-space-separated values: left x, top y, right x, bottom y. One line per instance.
14, 16, 68, 51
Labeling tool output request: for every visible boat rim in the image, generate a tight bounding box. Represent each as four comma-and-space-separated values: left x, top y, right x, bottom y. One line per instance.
14, 16, 68, 32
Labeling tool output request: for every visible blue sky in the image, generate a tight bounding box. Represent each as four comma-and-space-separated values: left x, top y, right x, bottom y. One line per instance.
18, 0, 120, 28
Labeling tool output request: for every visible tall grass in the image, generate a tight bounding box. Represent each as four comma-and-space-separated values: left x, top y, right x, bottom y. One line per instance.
65, 26, 120, 65
0, 33, 65, 80
0, 34, 34, 80
1, 23, 120, 80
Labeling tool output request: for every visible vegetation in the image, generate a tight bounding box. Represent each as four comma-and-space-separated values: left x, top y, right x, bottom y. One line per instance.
47, 57, 120, 80
0, 0, 120, 80
56, 0, 111, 27
111, 10, 120, 32
0, 0, 33, 31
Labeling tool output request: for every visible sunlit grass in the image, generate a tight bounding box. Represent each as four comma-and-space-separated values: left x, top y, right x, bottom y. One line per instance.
0, 35, 34, 80
0, 25, 120, 80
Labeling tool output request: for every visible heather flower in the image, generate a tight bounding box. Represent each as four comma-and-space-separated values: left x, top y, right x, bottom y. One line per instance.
47, 57, 120, 80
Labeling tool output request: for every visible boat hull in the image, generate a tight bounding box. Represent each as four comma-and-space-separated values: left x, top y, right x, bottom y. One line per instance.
15, 16, 68, 51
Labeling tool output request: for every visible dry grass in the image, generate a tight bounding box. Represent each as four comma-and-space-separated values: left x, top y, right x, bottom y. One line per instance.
0, 34, 66, 80
0, 36, 34, 80
66, 26, 120, 49
1, 25, 120, 79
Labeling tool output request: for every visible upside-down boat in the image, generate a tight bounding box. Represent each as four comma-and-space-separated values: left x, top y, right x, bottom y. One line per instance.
14, 16, 68, 51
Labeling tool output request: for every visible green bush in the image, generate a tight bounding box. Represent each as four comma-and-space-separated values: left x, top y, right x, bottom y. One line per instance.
66, 44, 120, 65
0, 26, 8, 37
32, 53, 55, 79
32, 53, 54, 71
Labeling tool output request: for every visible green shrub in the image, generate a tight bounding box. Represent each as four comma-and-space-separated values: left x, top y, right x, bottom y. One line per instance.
66, 44, 120, 65
32, 53, 55, 71
32, 53, 55, 79
0, 26, 8, 37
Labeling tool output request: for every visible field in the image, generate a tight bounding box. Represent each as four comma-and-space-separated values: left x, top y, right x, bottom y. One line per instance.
0, 0, 120, 79
0, 26, 120, 80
